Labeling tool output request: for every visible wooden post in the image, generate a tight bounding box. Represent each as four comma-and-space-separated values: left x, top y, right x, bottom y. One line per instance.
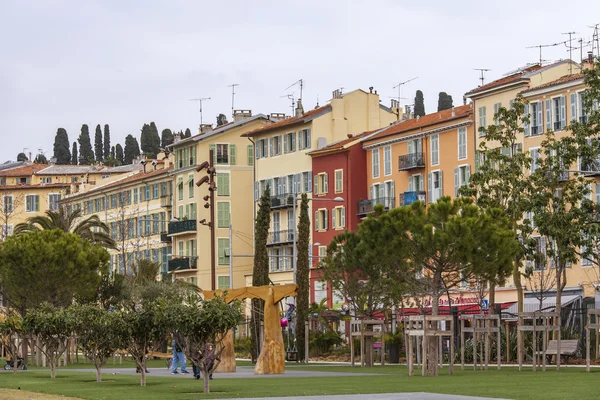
460, 317, 465, 370
497, 318, 501, 370
408, 333, 414, 376
473, 321, 477, 371
532, 315, 537, 372
542, 317, 547, 372
360, 322, 365, 368
518, 315, 523, 372
556, 318, 561, 371
438, 335, 442, 369
596, 325, 599, 361
381, 332, 385, 366
484, 319, 490, 371
587, 322, 591, 372
305, 320, 309, 364
421, 321, 427, 377
449, 318, 455, 376
506, 321, 510, 364
350, 325, 355, 368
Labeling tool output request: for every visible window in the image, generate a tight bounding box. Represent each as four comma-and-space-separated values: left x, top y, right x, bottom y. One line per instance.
178, 240, 184, 256
188, 174, 194, 198
314, 173, 328, 195
152, 214, 159, 234
530, 148, 540, 173
41, 177, 52, 184
532, 236, 546, 271
218, 238, 230, 265
478, 106, 487, 136
430, 134, 439, 166
315, 209, 328, 232
269, 247, 291, 272
143, 185, 150, 201
218, 276, 231, 290
372, 148, 380, 178
332, 206, 346, 229
453, 165, 471, 197
153, 183, 159, 199
334, 170, 343, 193
408, 174, 424, 192
217, 173, 230, 196
247, 144, 254, 165
428, 170, 443, 203
25, 194, 39, 212
298, 129, 311, 150
579, 91, 591, 123
2, 195, 13, 214
216, 143, 229, 164
458, 127, 467, 160
256, 139, 268, 159
314, 281, 327, 304
133, 188, 138, 204
284, 132, 296, 153
270, 135, 282, 156
217, 202, 230, 228
48, 193, 61, 211
493, 103, 501, 125
185, 203, 197, 219
303, 171, 311, 193
381, 145, 392, 176
318, 246, 327, 260
287, 209, 294, 231
582, 234, 593, 266
145, 215, 151, 236
530, 101, 543, 135
178, 177, 183, 201
552, 96, 566, 131
95, 198, 101, 212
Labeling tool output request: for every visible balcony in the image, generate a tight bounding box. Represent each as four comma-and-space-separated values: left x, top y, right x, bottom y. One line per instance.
267, 229, 295, 246
581, 158, 600, 176
270, 193, 294, 209
399, 191, 427, 206
160, 195, 173, 208
357, 197, 395, 217
160, 231, 171, 243
168, 219, 197, 236
168, 256, 198, 272
398, 152, 425, 170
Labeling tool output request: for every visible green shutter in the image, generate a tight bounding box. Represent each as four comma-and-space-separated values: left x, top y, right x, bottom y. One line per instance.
35, 195, 40, 212
209, 144, 216, 164
230, 144, 236, 165
248, 145, 254, 165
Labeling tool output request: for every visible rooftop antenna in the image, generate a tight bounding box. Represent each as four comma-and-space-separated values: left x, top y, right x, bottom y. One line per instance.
280, 94, 295, 115
589, 24, 600, 58
189, 97, 211, 128
285, 79, 303, 102
473, 69, 491, 86
562, 31, 578, 74
526, 39, 568, 66
228, 84, 239, 119
392, 77, 418, 107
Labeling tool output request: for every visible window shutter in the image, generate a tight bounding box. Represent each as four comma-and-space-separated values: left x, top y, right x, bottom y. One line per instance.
427, 173, 433, 203
284, 134, 288, 153
596, 183, 600, 204
315, 211, 319, 231
408, 140, 414, 154
324, 209, 328, 229
378, 185, 385, 199
439, 170, 443, 197
277, 136, 282, 154
307, 173, 312, 193
209, 144, 216, 164
537, 101, 543, 132
474, 150, 480, 172
306, 129, 311, 148
570, 93, 577, 122
314, 175, 319, 195
408, 178, 414, 192
332, 208, 336, 229
295, 173, 302, 194
291, 133, 296, 151
560, 95, 567, 129
545, 99, 552, 131
454, 168, 459, 197
255, 142, 260, 159
341, 207, 346, 228
390, 181, 395, 199
465, 166, 471, 185
298, 132, 303, 150
370, 185, 375, 200
270, 138, 274, 156
248, 145, 254, 165
419, 174, 424, 192
324, 173, 329, 193
523, 104, 530, 136
229, 144, 236, 165
35, 195, 40, 211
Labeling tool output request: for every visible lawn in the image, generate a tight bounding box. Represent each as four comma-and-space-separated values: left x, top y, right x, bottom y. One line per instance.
0, 363, 599, 400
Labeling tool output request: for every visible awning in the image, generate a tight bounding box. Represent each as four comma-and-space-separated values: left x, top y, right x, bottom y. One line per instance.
503, 294, 582, 318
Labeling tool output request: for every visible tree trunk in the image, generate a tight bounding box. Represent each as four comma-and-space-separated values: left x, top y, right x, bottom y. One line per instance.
489, 283, 496, 313
50, 363, 56, 379
202, 365, 211, 393
140, 366, 146, 387
428, 283, 441, 376
95, 365, 102, 383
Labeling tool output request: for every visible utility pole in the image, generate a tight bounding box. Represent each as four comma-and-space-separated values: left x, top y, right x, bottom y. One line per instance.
189, 97, 211, 128
229, 84, 239, 119
196, 151, 217, 290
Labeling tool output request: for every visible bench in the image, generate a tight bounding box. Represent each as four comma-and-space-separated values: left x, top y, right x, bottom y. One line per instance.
147, 351, 172, 369
537, 340, 579, 364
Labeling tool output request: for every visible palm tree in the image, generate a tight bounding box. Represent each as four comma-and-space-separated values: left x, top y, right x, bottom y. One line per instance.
14, 207, 115, 249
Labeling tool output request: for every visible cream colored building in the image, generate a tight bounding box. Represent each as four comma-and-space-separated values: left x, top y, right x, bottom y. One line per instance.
168, 112, 271, 289
242, 89, 396, 286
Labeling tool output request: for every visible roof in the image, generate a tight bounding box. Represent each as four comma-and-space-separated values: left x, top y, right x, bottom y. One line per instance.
0, 183, 72, 190
102, 164, 143, 173
363, 104, 473, 144
34, 165, 103, 175
465, 65, 542, 96
172, 114, 271, 146
307, 131, 376, 157
241, 105, 332, 137
0, 164, 48, 177
0, 161, 24, 171
521, 72, 584, 93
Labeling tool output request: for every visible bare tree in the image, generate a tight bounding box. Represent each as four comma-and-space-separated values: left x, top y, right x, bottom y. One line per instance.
0, 188, 23, 241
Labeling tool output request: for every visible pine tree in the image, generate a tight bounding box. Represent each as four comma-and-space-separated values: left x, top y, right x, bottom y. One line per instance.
71, 142, 78, 165
17, 153, 28, 162
94, 124, 103, 162
295, 193, 310, 362
52, 128, 71, 164
78, 124, 94, 164
184, 128, 192, 138
115, 144, 124, 165
250, 185, 271, 363
124, 134, 141, 164
414, 90, 425, 117
437, 92, 454, 111
161, 129, 174, 148
103, 124, 111, 160
216, 114, 228, 127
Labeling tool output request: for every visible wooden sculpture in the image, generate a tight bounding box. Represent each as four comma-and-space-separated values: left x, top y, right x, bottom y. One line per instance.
204, 284, 298, 375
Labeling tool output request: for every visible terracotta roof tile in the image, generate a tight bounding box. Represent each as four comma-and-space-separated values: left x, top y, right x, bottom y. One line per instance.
465, 65, 543, 96
521, 73, 584, 93
363, 105, 473, 143
0, 183, 72, 190
242, 105, 332, 137
307, 131, 374, 156
0, 164, 48, 177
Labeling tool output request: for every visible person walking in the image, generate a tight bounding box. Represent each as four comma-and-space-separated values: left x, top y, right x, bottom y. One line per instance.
171, 331, 188, 375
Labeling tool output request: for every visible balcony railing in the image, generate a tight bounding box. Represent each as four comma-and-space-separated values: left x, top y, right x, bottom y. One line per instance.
399, 191, 427, 206
267, 229, 295, 245
168, 219, 197, 235
168, 256, 198, 272
160, 195, 173, 208
398, 152, 425, 170
160, 231, 171, 243
357, 197, 395, 216
581, 158, 600, 176
270, 193, 295, 209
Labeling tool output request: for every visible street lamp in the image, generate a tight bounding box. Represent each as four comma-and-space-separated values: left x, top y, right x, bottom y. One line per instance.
292, 194, 344, 283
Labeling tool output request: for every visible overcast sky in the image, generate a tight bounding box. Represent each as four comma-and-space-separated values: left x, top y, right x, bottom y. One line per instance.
2, 0, 600, 162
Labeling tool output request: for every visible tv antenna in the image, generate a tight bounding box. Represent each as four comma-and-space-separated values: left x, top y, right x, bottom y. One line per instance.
228, 84, 239, 118
526, 39, 568, 66
473, 69, 491, 86
589, 24, 600, 58
392, 77, 418, 107
285, 79, 304, 102
562, 31, 578, 74
280, 94, 295, 115
189, 97, 211, 127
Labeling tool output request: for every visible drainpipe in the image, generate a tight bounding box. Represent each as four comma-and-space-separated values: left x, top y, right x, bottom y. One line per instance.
248, 137, 256, 255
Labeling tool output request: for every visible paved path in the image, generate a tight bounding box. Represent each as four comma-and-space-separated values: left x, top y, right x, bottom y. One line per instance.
214, 394, 508, 400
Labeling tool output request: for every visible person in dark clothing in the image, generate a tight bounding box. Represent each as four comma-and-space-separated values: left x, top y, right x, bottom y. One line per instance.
193, 343, 216, 380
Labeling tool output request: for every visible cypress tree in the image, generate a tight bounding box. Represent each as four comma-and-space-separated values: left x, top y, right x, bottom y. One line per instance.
216, 114, 228, 127
184, 128, 192, 138
17, 152, 28, 162
295, 193, 310, 362
161, 129, 174, 148
35, 153, 48, 164
115, 144, 124, 165
124, 134, 141, 164
110, 146, 116, 159
414, 90, 425, 117
78, 124, 94, 164
437, 92, 454, 111
94, 124, 103, 162
149, 122, 160, 154
52, 128, 71, 164
71, 142, 78, 165
103, 124, 111, 160
250, 185, 271, 363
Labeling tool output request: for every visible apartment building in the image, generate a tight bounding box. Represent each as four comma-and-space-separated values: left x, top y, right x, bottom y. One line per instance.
168, 112, 271, 290
242, 89, 396, 286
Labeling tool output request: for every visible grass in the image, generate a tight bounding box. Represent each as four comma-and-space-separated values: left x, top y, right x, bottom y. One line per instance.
1, 363, 599, 400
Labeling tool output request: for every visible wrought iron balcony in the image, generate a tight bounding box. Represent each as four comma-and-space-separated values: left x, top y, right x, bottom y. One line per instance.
160, 231, 171, 243
168, 219, 197, 235
398, 152, 425, 170
270, 193, 295, 209
399, 191, 427, 206
357, 197, 395, 216
168, 256, 198, 272
267, 229, 295, 246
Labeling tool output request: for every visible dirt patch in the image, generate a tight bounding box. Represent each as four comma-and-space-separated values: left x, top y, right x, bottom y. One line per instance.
0, 389, 82, 400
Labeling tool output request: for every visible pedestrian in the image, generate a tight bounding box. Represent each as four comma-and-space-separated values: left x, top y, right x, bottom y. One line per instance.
203, 343, 216, 380
171, 331, 188, 375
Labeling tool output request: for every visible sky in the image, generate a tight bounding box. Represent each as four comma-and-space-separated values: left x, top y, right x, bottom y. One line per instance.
2, 0, 600, 162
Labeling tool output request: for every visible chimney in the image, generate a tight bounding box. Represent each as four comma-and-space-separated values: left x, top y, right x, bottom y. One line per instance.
200, 124, 213, 134
583, 51, 595, 70
174, 132, 182, 143
332, 89, 343, 99
347, 134, 353, 138
369, 86, 373, 94
269, 113, 286, 122
295, 99, 304, 117
233, 109, 252, 123
451, 107, 455, 117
